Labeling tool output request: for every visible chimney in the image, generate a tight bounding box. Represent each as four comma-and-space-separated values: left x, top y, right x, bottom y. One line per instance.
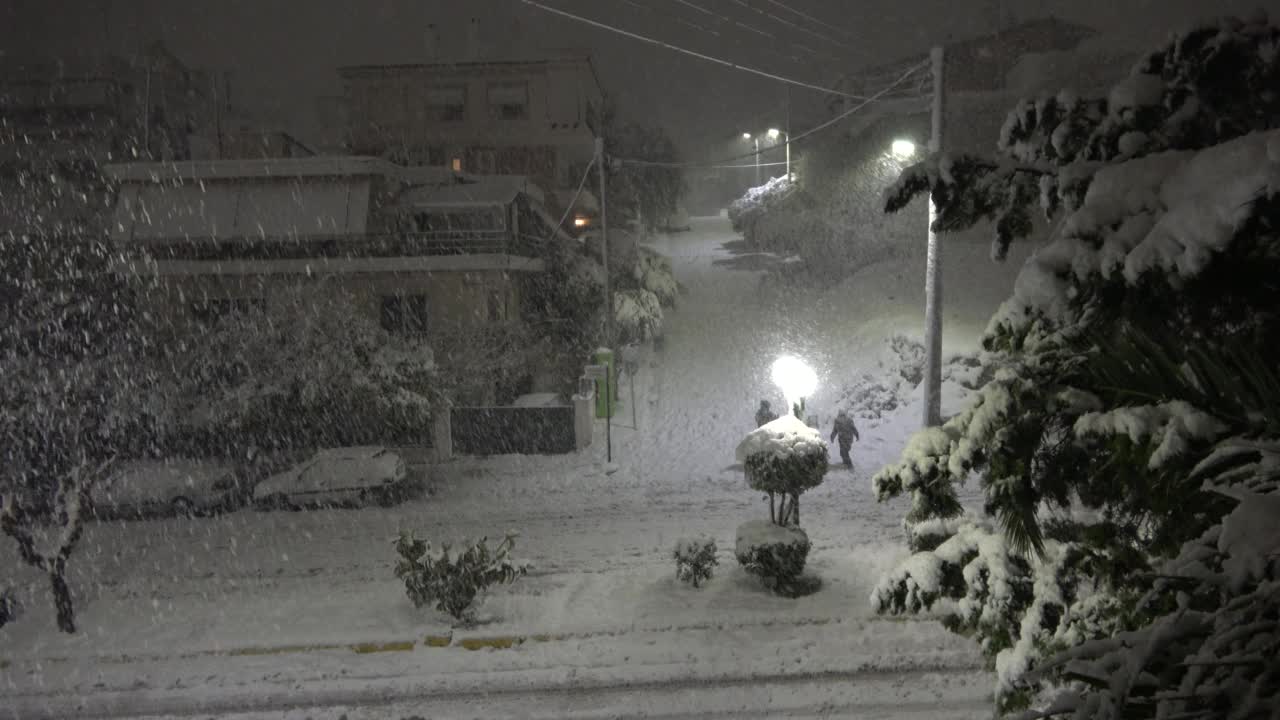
467, 17, 480, 60
424, 23, 439, 61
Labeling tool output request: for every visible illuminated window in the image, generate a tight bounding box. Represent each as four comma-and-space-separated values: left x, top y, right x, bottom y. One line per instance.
451, 157, 462, 172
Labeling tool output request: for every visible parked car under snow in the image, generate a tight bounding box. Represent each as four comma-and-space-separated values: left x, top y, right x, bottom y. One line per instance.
252, 447, 410, 510
90, 460, 244, 519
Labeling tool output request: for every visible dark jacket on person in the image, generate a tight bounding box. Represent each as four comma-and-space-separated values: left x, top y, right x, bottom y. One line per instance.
830, 413, 860, 445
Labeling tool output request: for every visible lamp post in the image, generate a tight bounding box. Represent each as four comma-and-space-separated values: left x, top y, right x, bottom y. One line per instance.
768, 127, 790, 179
742, 132, 760, 185
771, 355, 817, 422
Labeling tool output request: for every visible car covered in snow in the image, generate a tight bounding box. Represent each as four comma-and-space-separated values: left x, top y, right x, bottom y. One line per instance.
90, 460, 245, 519
252, 447, 410, 510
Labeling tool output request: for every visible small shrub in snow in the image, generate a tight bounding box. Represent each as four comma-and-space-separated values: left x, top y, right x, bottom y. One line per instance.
734, 520, 813, 597
393, 531, 528, 625
672, 536, 718, 587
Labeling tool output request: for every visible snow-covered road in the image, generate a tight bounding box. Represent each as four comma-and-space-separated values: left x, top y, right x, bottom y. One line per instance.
2, 215, 1015, 718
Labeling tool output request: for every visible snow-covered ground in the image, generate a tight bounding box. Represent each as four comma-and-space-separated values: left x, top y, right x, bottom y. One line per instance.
0, 215, 1029, 719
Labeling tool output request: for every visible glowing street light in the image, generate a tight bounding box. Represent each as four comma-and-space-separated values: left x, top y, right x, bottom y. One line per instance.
771, 355, 817, 419
891, 139, 917, 160
767, 128, 791, 178
741, 132, 760, 185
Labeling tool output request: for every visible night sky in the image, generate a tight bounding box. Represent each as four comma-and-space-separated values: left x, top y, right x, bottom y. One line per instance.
1, 1, 1261, 154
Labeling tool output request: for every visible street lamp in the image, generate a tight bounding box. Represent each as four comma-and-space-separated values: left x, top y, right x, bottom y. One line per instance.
767, 128, 790, 179
891, 139, 917, 160
742, 132, 760, 185
771, 355, 817, 420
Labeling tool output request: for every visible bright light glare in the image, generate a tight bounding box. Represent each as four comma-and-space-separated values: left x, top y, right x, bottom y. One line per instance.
742, 132, 752, 140
891, 139, 916, 159
767, 128, 781, 139
573, 216, 588, 228
771, 355, 817, 401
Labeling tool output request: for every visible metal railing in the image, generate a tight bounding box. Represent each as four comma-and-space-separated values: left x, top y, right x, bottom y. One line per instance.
128, 230, 542, 261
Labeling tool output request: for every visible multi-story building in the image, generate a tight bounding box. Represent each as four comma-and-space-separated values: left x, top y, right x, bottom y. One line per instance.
338, 53, 603, 215
107, 156, 555, 334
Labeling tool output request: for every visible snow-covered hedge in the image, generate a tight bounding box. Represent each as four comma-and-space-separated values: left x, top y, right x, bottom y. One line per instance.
734, 519, 812, 597
673, 536, 718, 588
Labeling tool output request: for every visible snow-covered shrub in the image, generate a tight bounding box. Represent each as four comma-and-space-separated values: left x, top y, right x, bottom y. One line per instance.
157, 287, 441, 456
0, 587, 20, 628
636, 247, 678, 307
672, 536, 718, 587
736, 414, 829, 526
613, 288, 664, 344
734, 520, 813, 597
393, 531, 528, 625
729, 174, 795, 243
874, 15, 1280, 716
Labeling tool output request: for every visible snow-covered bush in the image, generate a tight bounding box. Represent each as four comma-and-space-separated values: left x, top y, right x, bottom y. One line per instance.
673, 536, 718, 588
734, 520, 813, 597
157, 287, 440, 456
636, 247, 678, 307
613, 288, 664, 345
736, 414, 829, 526
0, 586, 21, 628
393, 531, 528, 625
873, 15, 1280, 716
728, 174, 797, 245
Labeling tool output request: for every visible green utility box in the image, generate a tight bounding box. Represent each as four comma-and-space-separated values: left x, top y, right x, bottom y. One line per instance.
593, 348, 620, 419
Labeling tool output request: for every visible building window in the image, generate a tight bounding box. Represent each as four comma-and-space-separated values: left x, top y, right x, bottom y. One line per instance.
487, 82, 528, 120
425, 85, 466, 122
381, 295, 429, 334
190, 297, 264, 325
451, 157, 462, 172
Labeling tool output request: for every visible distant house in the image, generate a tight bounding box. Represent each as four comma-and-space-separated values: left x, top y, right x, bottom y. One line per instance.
106, 156, 569, 351
337, 54, 603, 216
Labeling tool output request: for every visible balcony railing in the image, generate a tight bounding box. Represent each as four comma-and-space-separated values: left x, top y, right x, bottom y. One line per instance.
125, 230, 542, 262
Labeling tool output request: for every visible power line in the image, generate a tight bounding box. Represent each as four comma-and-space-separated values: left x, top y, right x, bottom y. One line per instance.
728, 0, 855, 52
521, 0, 870, 100
762, 0, 858, 41
619, 0, 721, 36
612, 59, 930, 169
673, 0, 775, 40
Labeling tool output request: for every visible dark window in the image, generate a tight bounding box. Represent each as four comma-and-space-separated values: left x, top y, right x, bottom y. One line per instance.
381, 295, 429, 334
425, 85, 466, 122
487, 82, 528, 121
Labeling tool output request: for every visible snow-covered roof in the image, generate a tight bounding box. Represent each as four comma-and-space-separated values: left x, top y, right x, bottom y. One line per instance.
105, 156, 429, 182
735, 414, 827, 463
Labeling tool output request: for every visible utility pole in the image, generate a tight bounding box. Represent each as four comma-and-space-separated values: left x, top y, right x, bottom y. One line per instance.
923, 46, 946, 427
595, 137, 613, 463
753, 137, 760, 185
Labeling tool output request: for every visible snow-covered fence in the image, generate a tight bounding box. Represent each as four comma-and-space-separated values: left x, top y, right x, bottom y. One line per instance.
450, 405, 580, 456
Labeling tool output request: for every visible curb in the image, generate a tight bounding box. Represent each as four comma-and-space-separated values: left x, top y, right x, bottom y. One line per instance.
2, 616, 926, 667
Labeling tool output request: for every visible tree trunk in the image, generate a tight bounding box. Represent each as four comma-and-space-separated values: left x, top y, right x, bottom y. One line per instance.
50, 561, 76, 634
768, 492, 776, 524
791, 494, 800, 526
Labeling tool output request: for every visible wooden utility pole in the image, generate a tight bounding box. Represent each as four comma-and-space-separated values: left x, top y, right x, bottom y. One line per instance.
923, 46, 946, 427
596, 137, 613, 462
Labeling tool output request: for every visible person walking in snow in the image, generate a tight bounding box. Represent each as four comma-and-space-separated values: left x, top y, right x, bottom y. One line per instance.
755, 399, 778, 427
830, 410, 860, 469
